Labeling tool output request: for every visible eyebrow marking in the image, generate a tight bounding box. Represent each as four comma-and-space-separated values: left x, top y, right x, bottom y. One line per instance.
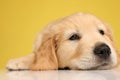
97, 25, 106, 31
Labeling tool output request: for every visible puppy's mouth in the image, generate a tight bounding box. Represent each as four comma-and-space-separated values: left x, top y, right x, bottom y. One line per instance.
59, 62, 109, 70
89, 62, 109, 70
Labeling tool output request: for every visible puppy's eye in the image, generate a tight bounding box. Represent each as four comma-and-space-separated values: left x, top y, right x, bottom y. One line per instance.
69, 34, 80, 40
99, 30, 104, 35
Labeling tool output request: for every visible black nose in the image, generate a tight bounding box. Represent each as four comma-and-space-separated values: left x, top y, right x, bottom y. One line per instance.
94, 43, 111, 59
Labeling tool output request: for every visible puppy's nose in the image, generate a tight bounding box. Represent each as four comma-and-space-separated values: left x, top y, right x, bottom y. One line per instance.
94, 43, 111, 59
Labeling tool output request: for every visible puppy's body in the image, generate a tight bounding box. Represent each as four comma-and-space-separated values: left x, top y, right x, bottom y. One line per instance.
6, 12, 119, 70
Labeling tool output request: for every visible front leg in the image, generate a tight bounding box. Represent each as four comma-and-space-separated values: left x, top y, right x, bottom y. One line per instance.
6, 53, 34, 71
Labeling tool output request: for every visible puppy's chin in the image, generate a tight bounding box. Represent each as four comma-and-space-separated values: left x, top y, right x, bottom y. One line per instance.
84, 59, 117, 70
74, 63, 113, 70
69, 56, 117, 70
96, 61, 117, 70
87, 63, 112, 70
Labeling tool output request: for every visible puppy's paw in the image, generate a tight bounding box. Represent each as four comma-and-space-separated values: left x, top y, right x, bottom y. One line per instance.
6, 58, 29, 71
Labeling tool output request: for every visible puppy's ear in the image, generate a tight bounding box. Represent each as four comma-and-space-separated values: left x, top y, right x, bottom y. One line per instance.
30, 36, 58, 70
105, 24, 117, 47
105, 24, 120, 67
105, 24, 114, 42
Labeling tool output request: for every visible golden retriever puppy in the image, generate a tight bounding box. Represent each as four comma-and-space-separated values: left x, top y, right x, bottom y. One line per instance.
6, 12, 119, 70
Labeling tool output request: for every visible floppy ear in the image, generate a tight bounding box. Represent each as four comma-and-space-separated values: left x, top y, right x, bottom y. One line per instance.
105, 24, 120, 67
103, 23, 116, 46
105, 24, 114, 42
30, 36, 58, 70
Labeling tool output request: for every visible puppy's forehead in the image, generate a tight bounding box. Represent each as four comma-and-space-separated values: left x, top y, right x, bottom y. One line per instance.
47, 12, 107, 36
60, 13, 106, 33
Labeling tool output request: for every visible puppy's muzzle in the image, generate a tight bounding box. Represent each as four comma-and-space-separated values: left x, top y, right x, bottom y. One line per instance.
94, 43, 111, 59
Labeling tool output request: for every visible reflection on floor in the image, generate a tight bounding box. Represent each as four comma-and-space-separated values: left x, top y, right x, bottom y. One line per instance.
0, 69, 120, 80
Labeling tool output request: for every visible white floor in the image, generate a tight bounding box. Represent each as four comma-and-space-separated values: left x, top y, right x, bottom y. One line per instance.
0, 69, 120, 80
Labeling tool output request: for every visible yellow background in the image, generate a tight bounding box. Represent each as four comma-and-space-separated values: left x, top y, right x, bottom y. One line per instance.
0, 0, 120, 69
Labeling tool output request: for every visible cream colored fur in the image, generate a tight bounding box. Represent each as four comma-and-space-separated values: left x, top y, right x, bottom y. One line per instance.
6, 12, 119, 70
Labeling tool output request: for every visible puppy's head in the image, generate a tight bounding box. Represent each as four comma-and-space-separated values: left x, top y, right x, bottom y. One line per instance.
30, 13, 118, 70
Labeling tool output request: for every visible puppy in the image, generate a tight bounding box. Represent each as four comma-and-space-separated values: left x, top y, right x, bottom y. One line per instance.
6, 12, 119, 70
